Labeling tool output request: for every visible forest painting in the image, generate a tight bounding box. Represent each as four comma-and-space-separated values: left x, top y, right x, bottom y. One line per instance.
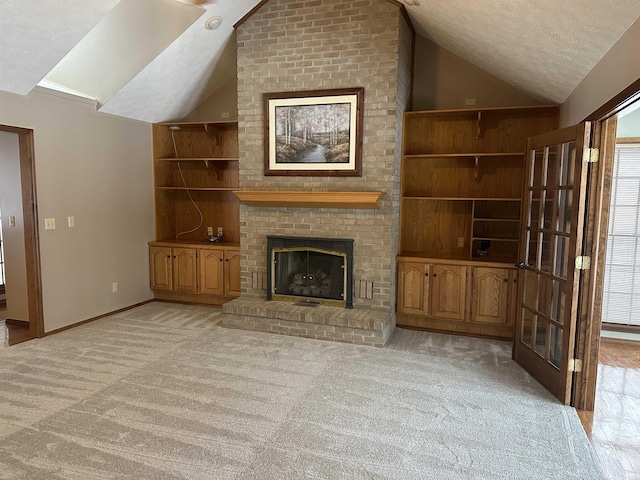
264, 88, 364, 176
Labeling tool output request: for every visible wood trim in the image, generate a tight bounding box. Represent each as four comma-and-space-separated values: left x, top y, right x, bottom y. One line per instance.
1, 125, 45, 339
44, 300, 154, 336
153, 290, 235, 306
572, 116, 618, 411
233, 0, 269, 29
234, 191, 384, 209
18, 131, 44, 338
397, 313, 513, 340
405, 105, 560, 117
5, 319, 29, 326
585, 78, 640, 121
616, 137, 640, 144
602, 323, 640, 334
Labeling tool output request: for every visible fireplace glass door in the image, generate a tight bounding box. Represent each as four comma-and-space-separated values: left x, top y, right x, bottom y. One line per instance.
272, 247, 347, 306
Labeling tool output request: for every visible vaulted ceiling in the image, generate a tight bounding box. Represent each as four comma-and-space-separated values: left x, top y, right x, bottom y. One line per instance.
1, 0, 639, 123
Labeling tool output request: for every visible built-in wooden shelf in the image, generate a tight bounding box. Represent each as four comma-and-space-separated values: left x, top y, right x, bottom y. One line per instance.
234, 191, 384, 209
156, 187, 237, 191
157, 157, 239, 162
403, 152, 524, 159
402, 196, 522, 201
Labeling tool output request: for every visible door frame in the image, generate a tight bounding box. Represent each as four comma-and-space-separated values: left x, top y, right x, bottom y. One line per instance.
0, 124, 44, 338
571, 86, 640, 410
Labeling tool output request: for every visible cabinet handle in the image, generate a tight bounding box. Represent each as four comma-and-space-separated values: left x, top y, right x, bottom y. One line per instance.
433, 274, 437, 278
220, 258, 223, 262
424, 273, 429, 277
225, 259, 229, 262
504, 278, 508, 283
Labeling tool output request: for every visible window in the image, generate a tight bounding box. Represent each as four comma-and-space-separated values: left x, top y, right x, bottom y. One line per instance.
602, 143, 640, 327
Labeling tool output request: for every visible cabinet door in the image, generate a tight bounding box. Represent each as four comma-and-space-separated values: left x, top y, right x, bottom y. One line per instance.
149, 247, 172, 290
430, 264, 467, 321
224, 250, 241, 297
397, 262, 429, 315
173, 248, 198, 293
199, 249, 224, 295
472, 267, 510, 324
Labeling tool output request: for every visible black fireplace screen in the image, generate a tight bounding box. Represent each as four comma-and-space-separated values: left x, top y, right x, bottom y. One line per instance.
267, 236, 354, 308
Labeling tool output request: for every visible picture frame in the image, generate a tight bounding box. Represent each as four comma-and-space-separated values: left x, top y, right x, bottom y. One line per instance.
263, 87, 364, 176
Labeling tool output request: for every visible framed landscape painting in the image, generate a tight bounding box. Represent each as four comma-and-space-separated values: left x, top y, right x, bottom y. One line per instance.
263, 87, 364, 176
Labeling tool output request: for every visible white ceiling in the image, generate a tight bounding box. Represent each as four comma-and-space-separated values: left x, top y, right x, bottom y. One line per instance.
1, 0, 639, 123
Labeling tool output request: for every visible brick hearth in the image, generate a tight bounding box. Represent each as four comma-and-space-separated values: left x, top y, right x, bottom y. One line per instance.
221, 299, 393, 347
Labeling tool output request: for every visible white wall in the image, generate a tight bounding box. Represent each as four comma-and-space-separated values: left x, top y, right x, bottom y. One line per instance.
562, 18, 640, 126
0, 131, 29, 321
0, 88, 155, 332
413, 36, 543, 110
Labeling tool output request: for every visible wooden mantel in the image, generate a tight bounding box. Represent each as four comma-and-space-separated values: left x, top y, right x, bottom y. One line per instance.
234, 191, 384, 209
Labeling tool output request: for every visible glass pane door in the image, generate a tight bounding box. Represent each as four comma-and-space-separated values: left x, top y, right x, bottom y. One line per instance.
514, 123, 592, 404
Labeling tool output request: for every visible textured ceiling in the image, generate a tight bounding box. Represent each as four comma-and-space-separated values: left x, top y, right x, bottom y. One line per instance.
405, 0, 640, 103
99, 0, 253, 123
0, 0, 120, 94
1, 0, 639, 122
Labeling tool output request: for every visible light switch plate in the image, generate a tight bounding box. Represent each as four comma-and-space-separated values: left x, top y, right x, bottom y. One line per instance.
68, 216, 75, 228
9, 216, 15, 227
44, 218, 56, 230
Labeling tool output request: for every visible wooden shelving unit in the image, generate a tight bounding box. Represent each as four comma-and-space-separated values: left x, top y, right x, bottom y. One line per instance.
397, 105, 560, 339
152, 121, 240, 243
149, 121, 241, 306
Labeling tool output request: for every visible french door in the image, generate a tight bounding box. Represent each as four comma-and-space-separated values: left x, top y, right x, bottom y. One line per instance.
513, 123, 593, 404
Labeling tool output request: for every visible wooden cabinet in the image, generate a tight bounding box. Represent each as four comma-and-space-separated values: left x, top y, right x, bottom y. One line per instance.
149, 246, 173, 291
198, 249, 224, 295
149, 242, 240, 304
223, 250, 241, 297
198, 248, 241, 297
397, 262, 428, 315
397, 105, 559, 339
430, 264, 467, 321
397, 261, 467, 321
150, 120, 241, 306
471, 267, 513, 325
397, 257, 516, 339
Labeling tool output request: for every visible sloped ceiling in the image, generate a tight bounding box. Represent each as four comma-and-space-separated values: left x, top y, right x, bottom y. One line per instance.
406, 0, 640, 103
0, 0, 120, 94
1, 0, 639, 123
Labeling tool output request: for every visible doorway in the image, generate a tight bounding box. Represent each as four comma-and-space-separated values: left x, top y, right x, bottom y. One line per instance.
0, 124, 44, 341
576, 101, 640, 480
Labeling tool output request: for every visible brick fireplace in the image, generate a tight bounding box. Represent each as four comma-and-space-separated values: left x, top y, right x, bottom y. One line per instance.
220, 0, 413, 346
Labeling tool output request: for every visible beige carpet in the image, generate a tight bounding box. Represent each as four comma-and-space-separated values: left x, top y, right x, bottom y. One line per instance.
0, 302, 603, 479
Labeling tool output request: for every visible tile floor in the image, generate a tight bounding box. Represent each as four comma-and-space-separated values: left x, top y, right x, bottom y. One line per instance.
578, 337, 640, 480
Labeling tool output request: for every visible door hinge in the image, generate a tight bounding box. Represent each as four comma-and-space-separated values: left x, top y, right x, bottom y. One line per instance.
584, 147, 599, 163
575, 256, 591, 270
568, 358, 583, 373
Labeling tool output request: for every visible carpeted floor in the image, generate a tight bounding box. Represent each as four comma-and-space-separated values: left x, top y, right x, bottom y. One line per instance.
0, 302, 604, 479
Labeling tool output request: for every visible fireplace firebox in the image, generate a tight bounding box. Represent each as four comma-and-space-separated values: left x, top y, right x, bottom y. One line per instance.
267, 236, 354, 308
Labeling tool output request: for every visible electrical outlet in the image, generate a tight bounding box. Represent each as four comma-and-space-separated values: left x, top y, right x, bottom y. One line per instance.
464, 98, 476, 106
221, 112, 230, 118
44, 218, 56, 230
67, 216, 75, 228
9, 216, 15, 227
217, 226, 223, 236
207, 226, 214, 236
457, 237, 465, 248
112, 282, 118, 293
